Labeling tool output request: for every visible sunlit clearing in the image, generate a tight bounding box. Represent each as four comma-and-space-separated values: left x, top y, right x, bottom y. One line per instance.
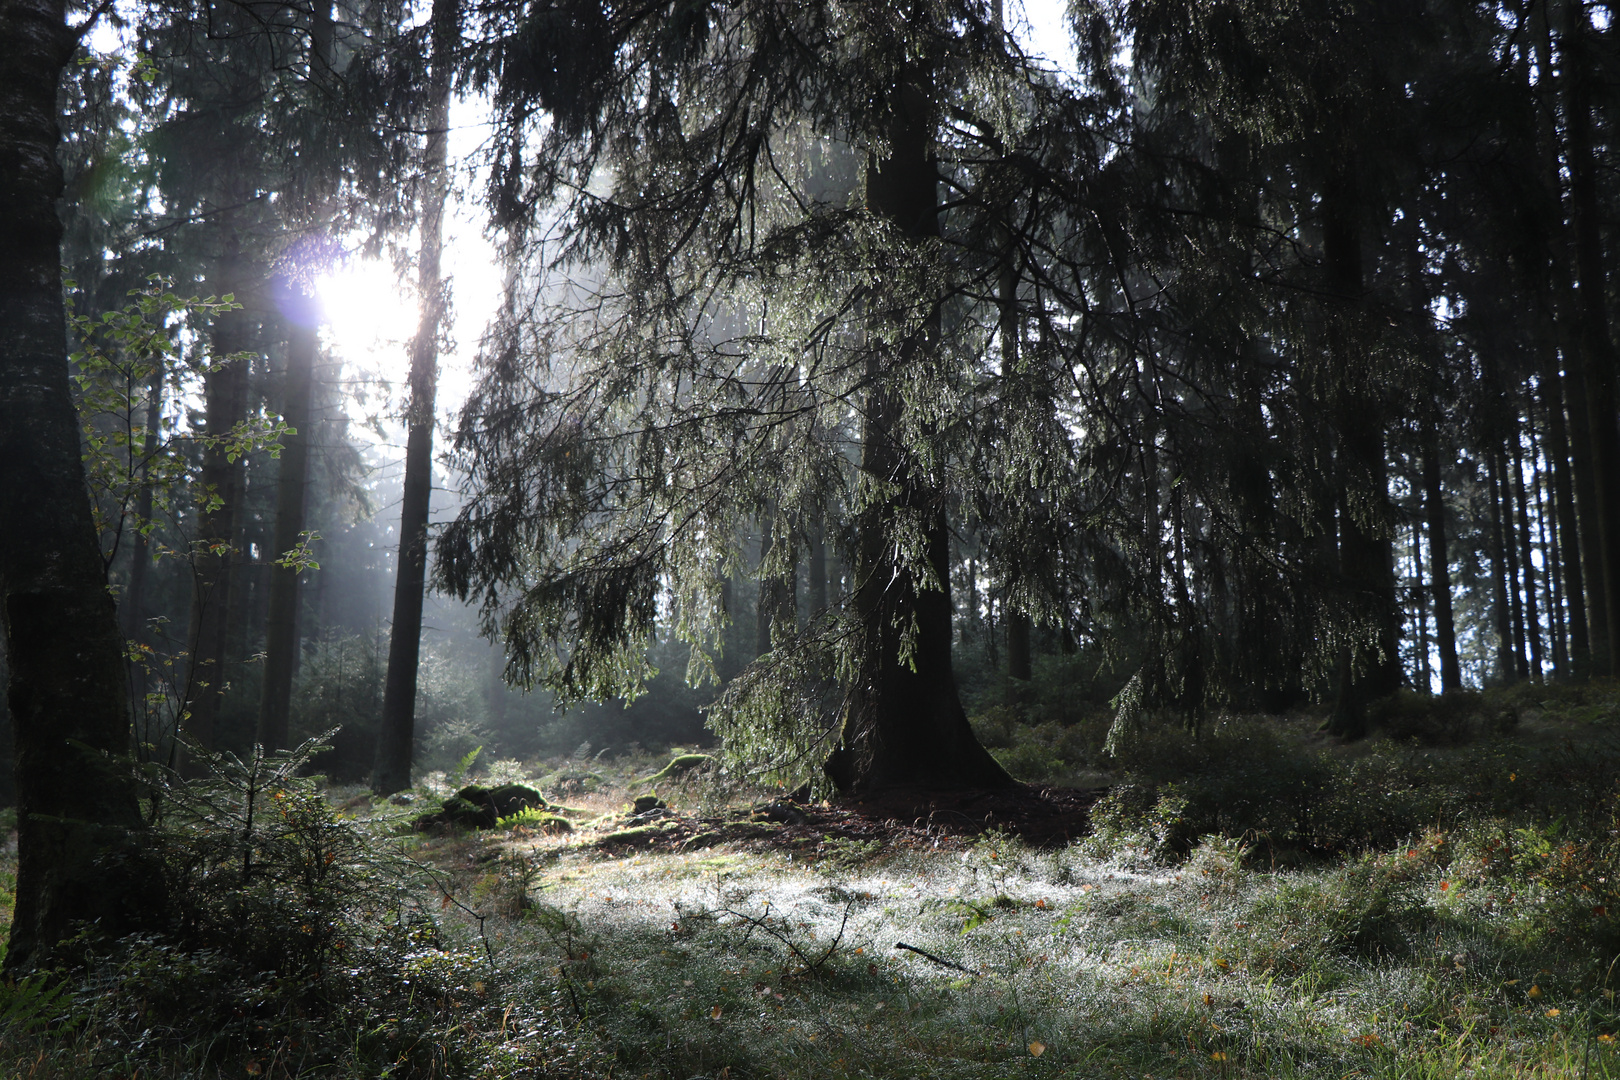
317, 260, 420, 372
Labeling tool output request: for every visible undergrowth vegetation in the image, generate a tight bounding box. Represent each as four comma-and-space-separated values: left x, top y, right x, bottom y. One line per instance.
3, 685, 1620, 1077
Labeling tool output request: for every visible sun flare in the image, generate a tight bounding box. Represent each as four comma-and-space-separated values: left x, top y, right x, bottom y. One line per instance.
316, 261, 420, 372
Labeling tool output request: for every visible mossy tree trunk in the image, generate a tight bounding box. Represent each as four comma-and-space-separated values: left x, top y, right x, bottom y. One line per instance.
0, 0, 154, 971
826, 75, 1013, 794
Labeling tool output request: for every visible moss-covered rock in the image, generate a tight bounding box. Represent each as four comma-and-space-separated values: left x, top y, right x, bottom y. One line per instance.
631, 753, 715, 788
597, 821, 680, 847
501, 808, 574, 834
414, 783, 546, 831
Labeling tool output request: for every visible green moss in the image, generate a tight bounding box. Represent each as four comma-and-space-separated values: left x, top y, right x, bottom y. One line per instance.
631, 753, 715, 787
498, 807, 574, 833
597, 822, 680, 846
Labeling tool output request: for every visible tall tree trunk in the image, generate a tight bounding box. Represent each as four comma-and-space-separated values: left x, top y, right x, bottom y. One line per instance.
1497, 445, 1530, 680
183, 233, 250, 759
0, 0, 152, 970
1564, 0, 1620, 676
1421, 415, 1463, 691
256, 318, 317, 750
372, 0, 457, 795
1564, 358, 1610, 671
1488, 452, 1518, 683
1513, 439, 1544, 680
124, 363, 163, 727
1410, 518, 1430, 691
1006, 611, 1031, 683
825, 75, 1011, 794
1532, 413, 1570, 677
123, 364, 163, 644
1543, 353, 1590, 674
1322, 166, 1399, 738
1529, 2, 1598, 677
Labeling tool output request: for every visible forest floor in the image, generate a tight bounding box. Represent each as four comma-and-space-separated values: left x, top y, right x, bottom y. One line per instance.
5, 688, 1620, 1078
374, 696, 1620, 1080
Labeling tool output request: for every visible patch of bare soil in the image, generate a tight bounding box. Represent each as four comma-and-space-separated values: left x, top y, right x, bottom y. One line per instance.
592, 784, 1106, 858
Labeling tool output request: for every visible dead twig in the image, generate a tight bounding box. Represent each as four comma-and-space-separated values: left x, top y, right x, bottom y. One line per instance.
720, 899, 854, 974
894, 941, 978, 975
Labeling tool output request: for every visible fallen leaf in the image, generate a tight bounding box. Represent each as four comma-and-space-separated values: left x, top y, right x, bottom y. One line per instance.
1028, 1041, 1046, 1057
1529, 985, 1543, 999
711, 1005, 723, 1020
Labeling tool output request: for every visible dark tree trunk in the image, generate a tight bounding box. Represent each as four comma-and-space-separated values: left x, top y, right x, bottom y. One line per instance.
0, 0, 153, 970
124, 363, 163, 726
1564, 357, 1610, 672
1410, 519, 1430, 691
1488, 453, 1518, 683
1529, 0, 1596, 678
1512, 440, 1544, 680
1543, 354, 1590, 674
1006, 611, 1031, 683
1322, 167, 1399, 739
373, 0, 457, 795
183, 231, 250, 759
123, 364, 163, 644
825, 76, 1012, 794
1497, 446, 1530, 680
1421, 415, 1463, 692
224, 450, 257, 679
256, 319, 317, 750
1532, 414, 1569, 677
1564, 3, 1620, 677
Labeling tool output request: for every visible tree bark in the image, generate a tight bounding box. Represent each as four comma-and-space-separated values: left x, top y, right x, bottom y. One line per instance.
1512, 439, 1544, 680
183, 231, 250, 759
1006, 611, 1032, 683
1528, 0, 1597, 678
373, 0, 457, 795
1543, 353, 1589, 675
256, 317, 317, 750
0, 0, 153, 970
1564, 0, 1620, 677
1531, 414, 1569, 676
825, 75, 1012, 794
1421, 414, 1463, 691
1497, 445, 1530, 680
122, 364, 163, 644
1322, 166, 1399, 738
1410, 519, 1430, 691
1488, 451, 1518, 683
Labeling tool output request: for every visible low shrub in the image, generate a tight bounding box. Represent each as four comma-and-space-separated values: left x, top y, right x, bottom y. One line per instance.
0, 738, 601, 1079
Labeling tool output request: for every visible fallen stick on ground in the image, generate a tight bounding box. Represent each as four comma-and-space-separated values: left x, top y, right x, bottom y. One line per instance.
894, 941, 978, 975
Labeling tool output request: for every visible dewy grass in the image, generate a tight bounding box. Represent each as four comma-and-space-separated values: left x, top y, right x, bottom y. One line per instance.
10, 710, 1620, 1079
426, 824, 1620, 1080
